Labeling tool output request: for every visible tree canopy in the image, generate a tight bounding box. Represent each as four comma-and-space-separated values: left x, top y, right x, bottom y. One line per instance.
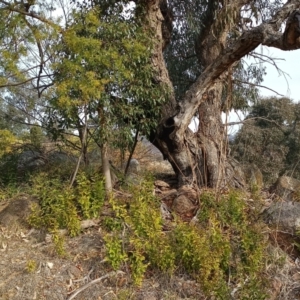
0, 0, 299, 189
232, 97, 300, 183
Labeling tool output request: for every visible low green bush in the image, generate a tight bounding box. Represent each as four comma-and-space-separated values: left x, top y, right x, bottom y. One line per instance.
104, 178, 268, 298
28, 171, 105, 254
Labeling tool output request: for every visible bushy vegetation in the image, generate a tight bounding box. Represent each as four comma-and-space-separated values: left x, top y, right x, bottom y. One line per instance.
27, 170, 105, 255
29, 172, 104, 225
0, 129, 270, 296
104, 178, 268, 298
232, 97, 300, 184
0, 1, 297, 298
0, 111, 273, 297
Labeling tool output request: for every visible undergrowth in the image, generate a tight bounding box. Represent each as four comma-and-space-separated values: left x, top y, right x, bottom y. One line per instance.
3, 163, 268, 298
104, 178, 268, 299
28, 171, 105, 255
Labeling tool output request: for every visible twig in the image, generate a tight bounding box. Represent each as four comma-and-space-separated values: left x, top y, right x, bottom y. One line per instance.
67, 270, 125, 300
226, 116, 286, 132
233, 79, 284, 96
113, 189, 132, 198
73, 268, 94, 284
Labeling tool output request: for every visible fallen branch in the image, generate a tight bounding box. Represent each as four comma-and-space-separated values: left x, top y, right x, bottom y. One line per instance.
67, 270, 125, 300
73, 268, 94, 284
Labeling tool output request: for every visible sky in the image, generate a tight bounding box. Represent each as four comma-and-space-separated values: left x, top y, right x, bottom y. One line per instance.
258, 47, 300, 101
222, 46, 300, 135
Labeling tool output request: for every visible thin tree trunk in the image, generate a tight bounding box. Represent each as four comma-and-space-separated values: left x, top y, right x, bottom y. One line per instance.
101, 142, 112, 193
124, 129, 139, 177
70, 108, 88, 188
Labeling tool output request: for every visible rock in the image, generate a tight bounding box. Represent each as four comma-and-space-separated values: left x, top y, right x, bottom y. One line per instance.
172, 186, 198, 217
17, 150, 77, 180
48, 151, 76, 165
158, 189, 177, 199
263, 201, 300, 234
178, 185, 198, 202
17, 150, 45, 170
125, 159, 140, 174
139, 136, 164, 161
172, 195, 195, 215
270, 176, 300, 201
223, 158, 246, 189
0, 194, 37, 227
243, 164, 263, 189
154, 180, 170, 191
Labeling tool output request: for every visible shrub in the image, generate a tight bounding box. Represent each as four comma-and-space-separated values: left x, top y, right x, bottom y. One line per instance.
28, 171, 105, 253
104, 179, 268, 298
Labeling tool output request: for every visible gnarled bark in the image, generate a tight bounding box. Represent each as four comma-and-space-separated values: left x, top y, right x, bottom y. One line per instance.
146, 0, 300, 190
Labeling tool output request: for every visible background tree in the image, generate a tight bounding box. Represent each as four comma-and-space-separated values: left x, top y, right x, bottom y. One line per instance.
232, 97, 300, 184
50, 6, 167, 190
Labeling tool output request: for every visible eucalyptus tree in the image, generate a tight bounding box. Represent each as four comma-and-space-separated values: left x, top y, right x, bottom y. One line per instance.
85, 0, 299, 190
134, 0, 300, 190
1, 0, 300, 192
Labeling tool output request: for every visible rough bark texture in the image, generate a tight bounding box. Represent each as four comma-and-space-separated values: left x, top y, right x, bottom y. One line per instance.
146, 0, 300, 190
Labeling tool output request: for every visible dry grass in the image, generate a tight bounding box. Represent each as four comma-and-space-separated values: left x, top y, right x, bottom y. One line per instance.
0, 221, 208, 300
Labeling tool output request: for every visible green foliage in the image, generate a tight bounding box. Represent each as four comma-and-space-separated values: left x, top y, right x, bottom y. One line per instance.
104, 234, 128, 270
0, 150, 20, 185
0, 183, 20, 201
29, 176, 81, 237
232, 97, 300, 183
28, 171, 105, 239
25, 259, 37, 273
49, 6, 167, 157
103, 216, 123, 231
29, 125, 45, 150
104, 178, 175, 284
0, 129, 18, 157
75, 172, 105, 219
104, 179, 267, 297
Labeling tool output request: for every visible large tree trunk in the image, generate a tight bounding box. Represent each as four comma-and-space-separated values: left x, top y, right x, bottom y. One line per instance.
197, 83, 227, 188
146, 0, 241, 189
145, 0, 300, 190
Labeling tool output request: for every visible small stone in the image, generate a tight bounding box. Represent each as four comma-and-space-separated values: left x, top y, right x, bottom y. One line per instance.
155, 180, 170, 191
172, 195, 196, 215
270, 176, 300, 201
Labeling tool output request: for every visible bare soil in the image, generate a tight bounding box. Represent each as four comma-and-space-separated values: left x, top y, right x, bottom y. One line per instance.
1, 179, 300, 299
0, 193, 205, 300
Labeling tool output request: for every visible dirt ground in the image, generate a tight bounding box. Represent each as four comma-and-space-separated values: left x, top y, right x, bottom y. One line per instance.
1, 178, 300, 299
0, 193, 205, 300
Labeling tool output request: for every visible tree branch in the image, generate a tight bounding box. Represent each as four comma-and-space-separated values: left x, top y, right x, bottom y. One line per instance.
233, 79, 284, 96
174, 0, 300, 139
0, 74, 53, 89
67, 271, 125, 300
0, 1, 61, 30
226, 117, 286, 133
